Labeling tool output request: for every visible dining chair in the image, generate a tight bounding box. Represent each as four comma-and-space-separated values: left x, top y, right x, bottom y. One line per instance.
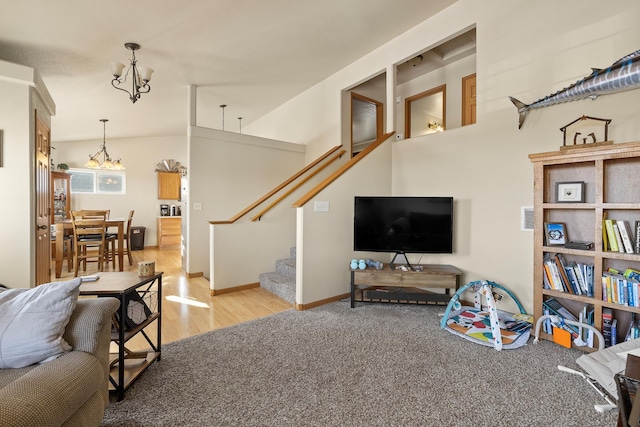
84, 209, 117, 269
70, 210, 109, 277
51, 232, 73, 273
121, 210, 135, 266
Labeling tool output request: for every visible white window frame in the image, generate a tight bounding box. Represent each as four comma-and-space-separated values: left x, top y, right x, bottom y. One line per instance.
69, 168, 126, 195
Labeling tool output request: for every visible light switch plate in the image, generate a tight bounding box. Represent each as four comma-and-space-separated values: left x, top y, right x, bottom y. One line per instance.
193, 202, 202, 211
314, 201, 329, 212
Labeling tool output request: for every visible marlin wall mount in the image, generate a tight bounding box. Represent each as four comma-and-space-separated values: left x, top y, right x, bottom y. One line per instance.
509, 49, 640, 129
559, 115, 612, 150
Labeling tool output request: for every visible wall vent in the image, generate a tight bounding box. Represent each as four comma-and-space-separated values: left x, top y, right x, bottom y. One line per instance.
521, 206, 534, 231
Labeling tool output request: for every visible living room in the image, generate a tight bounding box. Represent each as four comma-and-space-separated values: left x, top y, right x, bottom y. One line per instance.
43, 0, 640, 312
1, 0, 640, 424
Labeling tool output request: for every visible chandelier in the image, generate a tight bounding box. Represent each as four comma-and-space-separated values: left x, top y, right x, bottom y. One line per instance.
110, 42, 154, 103
85, 119, 124, 170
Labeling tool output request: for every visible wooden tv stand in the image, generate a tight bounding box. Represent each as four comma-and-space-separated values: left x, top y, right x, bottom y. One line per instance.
350, 264, 462, 308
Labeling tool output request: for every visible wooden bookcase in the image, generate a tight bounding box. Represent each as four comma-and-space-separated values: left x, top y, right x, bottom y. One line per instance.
529, 141, 640, 350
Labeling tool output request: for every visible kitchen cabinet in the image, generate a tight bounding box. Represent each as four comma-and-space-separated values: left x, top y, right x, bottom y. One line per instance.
158, 172, 180, 200
157, 217, 181, 249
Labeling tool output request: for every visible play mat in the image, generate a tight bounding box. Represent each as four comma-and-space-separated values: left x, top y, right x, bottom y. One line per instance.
441, 280, 533, 350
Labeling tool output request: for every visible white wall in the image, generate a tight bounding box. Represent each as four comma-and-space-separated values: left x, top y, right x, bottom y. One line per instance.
54, 135, 187, 247
188, 126, 306, 280
0, 60, 54, 288
244, 0, 640, 313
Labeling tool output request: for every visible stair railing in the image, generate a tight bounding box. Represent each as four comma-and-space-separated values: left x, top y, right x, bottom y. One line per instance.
292, 131, 394, 208
251, 148, 346, 221
209, 144, 343, 225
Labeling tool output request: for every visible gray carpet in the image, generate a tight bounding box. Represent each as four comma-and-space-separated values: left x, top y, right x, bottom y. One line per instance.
101, 301, 618, 426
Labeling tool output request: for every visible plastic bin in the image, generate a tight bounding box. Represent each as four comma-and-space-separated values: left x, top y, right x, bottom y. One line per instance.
130, 226, 146, 250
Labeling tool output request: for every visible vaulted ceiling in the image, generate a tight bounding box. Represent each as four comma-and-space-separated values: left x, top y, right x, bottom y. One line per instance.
0, 0, 457, 142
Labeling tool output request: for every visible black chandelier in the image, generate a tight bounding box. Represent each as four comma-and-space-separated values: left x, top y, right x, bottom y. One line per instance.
110, 42, 154, 103
85, 119, 124, 170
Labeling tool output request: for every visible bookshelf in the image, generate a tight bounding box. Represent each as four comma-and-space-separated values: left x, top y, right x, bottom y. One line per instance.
529, 141, 640, 351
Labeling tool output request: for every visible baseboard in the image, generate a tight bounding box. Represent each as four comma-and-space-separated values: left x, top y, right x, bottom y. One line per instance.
187, 271, 203, 278
295, 293, 350, 311
210, 282, 259, 296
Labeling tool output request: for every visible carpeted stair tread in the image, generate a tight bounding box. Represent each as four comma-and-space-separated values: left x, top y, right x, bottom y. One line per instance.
260, 247, 296, 304
275, 258, 296, 277
259, 271, 295, 303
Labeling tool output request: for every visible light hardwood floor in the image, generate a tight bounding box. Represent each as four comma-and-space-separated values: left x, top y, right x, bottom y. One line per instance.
52, 247, 293, 347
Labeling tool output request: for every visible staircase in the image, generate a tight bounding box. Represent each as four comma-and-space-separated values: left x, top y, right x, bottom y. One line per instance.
259, 247, 296, 304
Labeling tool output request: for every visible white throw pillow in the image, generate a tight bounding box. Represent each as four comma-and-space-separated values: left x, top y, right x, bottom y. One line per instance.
0, 278, 82, 369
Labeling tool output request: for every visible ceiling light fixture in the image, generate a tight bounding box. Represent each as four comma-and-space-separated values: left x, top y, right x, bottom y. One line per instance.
220, 104, 227, 130
85, 119, 124, 170
110, 42, 154, 103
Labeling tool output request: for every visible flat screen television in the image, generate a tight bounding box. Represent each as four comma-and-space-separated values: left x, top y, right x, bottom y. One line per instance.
353, 196, 453, 256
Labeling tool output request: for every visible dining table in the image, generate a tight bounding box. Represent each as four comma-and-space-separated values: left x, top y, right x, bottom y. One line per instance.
54, 217, 126, 278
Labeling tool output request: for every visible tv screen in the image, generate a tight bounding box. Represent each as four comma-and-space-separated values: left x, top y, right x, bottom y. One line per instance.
354, 196, 453, 254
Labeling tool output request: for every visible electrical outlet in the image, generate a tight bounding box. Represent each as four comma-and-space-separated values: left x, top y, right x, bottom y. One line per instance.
193, 202, 202, 211
314, 201, 329, 212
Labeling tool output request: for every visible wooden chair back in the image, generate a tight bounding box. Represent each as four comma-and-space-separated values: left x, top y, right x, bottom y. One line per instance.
70, 210, 109, 276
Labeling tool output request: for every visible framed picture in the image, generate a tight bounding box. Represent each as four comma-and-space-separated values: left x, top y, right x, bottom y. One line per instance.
545, 222, 567, 245
556, 181, 585, 203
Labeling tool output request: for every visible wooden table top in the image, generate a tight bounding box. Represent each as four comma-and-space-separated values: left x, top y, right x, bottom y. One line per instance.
79, 271, 163, 295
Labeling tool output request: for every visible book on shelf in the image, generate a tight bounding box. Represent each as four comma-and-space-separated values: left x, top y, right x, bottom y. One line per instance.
613, 222, 625, 253
625, 268, 640, 282
602, 307, 613, 347
602, 271, 640, 307
616, 220, 635, 254
542, 297, 579, 337
554, 253, 573, 293
542, 255, 594, 296
636, 221, 640, 254
579, 304, 595, 348
603, 215, 609, 251
565, 264, 582, 295
626, 313, 640, 342
611, 318, 618, 346
543, 255, 566, 292
604, 219, 619, 252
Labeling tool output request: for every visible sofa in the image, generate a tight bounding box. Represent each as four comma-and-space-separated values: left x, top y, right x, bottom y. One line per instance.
0, 282, 119, 427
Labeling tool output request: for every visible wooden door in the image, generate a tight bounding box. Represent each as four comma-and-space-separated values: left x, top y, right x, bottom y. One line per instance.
462, 73, 476, 126
35, 115, 51, 285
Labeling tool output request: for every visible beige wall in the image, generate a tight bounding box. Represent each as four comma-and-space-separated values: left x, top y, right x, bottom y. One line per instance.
0, 60, 54, 288
53, 135, 187, 248
188, 126, 306, 280
245, 0, 640, 311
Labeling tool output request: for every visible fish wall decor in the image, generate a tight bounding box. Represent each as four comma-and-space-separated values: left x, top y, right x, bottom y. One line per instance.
510, 49, 640, 129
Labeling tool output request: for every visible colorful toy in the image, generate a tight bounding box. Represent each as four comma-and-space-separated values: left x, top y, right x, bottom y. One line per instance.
441, 280, 531, 350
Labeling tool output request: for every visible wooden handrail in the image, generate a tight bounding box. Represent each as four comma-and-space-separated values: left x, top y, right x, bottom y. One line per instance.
251, 149, 346, 221
209, 145, 343, 225
292, 131, 394, 207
